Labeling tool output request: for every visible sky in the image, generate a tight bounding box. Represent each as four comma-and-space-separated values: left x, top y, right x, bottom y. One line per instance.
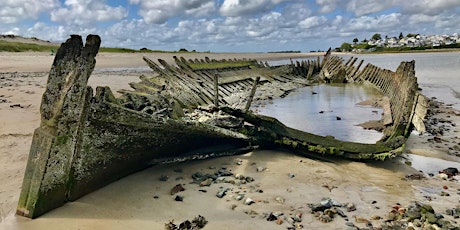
1, 0, 459, 52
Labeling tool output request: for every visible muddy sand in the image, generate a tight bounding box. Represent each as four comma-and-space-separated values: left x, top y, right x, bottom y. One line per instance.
1, 52, 460, 229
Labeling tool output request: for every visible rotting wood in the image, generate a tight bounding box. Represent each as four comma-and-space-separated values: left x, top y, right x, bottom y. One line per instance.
17, 35, 430, 218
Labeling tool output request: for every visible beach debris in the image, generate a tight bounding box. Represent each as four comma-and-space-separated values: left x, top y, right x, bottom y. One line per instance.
165, 215, 208, 230
171, 184, 185, 195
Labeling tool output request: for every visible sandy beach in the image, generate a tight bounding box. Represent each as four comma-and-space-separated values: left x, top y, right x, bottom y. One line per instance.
1, 51, 460, 229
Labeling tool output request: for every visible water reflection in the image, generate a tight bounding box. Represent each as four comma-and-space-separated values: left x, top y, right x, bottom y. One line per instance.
254, 83, 384, 143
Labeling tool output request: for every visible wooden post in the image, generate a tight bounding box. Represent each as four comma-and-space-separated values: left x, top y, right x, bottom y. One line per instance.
244, 76, 261, 112
213, 74, 219, 108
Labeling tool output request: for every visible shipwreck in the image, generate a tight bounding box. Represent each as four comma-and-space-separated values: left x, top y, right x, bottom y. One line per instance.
17, 35, 428, 218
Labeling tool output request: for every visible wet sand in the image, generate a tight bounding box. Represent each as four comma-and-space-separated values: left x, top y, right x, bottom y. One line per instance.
1, 52, 460, 229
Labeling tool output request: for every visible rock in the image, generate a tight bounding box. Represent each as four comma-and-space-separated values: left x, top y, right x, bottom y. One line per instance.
235, 158, 243, 165
293, 212, 302, 222
275, 218, 283, 225
245, 176, 254, 183
370, 214, 381, 220
256, 166, 265, 172
266, 213, 278, 221
336, 208, 347, 218
216, 187, 228, 198
175, 195, 183, 202
288, 173, 295, 178
234, 174, 244, 180
171, 184, 185, 195
345, 222, 355, 227
439, 167, 459, 177
160, 175, 169, 181
438, 173, 448, 180
425, 212, 438, 224
336, 116, 342, 120
354, 216, 369, 224
319, 214, 333, 223
199, 178, 213, 187
346, 203, 356, 212
234, 194, 245, 201
244, 197, 255, 205
217, 168, 233, 177
275, 196, 285, 204
191, 215, 208, 228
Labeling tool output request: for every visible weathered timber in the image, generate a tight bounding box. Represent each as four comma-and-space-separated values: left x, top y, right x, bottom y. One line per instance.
18, 37, 430, 218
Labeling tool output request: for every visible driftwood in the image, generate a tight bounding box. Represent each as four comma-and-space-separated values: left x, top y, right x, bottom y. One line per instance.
17, 35, 429, 218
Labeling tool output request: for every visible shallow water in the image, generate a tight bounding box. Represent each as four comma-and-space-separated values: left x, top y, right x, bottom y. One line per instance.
406, 154, 460, 175
340, 52, 460, 110
255, 83, 384, 143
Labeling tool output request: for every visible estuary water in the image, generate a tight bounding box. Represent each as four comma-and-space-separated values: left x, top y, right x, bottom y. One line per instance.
257, 52, 460, 144
255, 83, 384, 143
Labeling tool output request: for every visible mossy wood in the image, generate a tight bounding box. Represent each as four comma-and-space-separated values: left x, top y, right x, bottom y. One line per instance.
18, 35, 428, 218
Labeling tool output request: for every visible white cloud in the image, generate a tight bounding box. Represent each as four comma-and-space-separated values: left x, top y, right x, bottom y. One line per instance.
50, 0, 127, 26
298, 16, 327, 29
399, 0, 460, 16
346, 0, 392, 16
316, 0, 341, 14
344, 13, 402, 32
129, 0, 216, 24
0, 0, 59, 24
219, 0, 291, 17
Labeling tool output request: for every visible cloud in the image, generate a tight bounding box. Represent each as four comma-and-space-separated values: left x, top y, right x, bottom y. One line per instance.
50, 0, 127, 26
315, 0, 342, 14
298, 16, 327, 29
342, 13, 402, 34
219, 0, 291, 17
399, 0, 460, 16
0, 0, 59, 24
346, 0, 393, 16
129, 0, 216, 24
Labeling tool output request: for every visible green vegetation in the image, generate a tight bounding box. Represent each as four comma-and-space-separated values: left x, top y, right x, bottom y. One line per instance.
0, 40, 58, 52
340, 42, 352, 52
371, 33, 381, 41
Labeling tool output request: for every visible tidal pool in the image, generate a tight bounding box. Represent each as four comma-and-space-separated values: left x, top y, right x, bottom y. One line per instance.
254, 83, 384, 143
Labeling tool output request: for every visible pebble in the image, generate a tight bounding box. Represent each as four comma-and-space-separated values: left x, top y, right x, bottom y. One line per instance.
288, 173, 295, 178
346, 203, 356, 212
256, 166, 265, 172
216, 187, 229, 198
170, 184, 185, 195
234, 194, 245, 201
174, 195, 183, 202
275, 196, 285, 204
244, 197, 255, 205
200, 178, 213, 187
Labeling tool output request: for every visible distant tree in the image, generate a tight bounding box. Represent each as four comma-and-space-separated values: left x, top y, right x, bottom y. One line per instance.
179, 48, 188, 52
399, 32, 404, 39
362, 38, 368, 43
371, 33, 382, 41
353, 38, 359, 44
407, 33, 418, 38
340, 42, 352, 52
